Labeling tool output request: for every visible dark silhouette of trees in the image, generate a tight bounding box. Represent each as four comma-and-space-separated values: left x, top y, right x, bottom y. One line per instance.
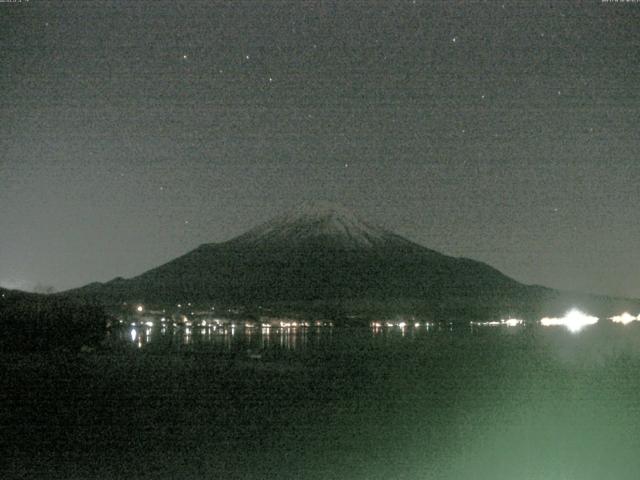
0, 290, 107, 352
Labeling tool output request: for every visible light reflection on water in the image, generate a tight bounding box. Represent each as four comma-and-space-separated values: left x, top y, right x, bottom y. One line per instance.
121, 323, 338, 352
119, 318, 640, 360
119, 321, 451, 352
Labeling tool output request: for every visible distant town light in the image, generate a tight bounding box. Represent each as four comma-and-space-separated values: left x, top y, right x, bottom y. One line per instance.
136, 305, 143, 313
470, 320, 501, 327
501, 318, 524, 327
610, 312, 638, 325
540, 309, 598, 333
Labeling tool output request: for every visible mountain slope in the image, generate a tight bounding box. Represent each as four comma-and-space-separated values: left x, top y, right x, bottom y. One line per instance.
64, 202, 640, 320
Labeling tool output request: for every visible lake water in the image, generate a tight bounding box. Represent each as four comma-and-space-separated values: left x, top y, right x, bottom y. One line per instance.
4, 321, 640, 479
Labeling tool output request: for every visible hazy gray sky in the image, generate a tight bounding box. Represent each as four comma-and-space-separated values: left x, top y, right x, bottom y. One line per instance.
1, 0, 639, 298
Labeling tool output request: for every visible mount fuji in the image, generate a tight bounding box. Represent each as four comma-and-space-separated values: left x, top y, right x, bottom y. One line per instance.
66, 202, 639, 321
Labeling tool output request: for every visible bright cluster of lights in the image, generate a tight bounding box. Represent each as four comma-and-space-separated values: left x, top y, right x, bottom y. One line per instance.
540, 309, 598, 333
279, 321, 311, 328
371, 321, 430, 329
610, 312, 640, 325
501, 318, 524, 327
470, 318, 524, 327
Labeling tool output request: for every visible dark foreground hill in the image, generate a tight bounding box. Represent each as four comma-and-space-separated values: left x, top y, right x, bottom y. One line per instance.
0, 287, 107, 351
63, 202, 640, 321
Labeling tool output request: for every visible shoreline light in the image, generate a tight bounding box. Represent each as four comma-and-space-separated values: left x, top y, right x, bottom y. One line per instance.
470, 320, 501, 327
469, 318, 524, 327
610, 312, 639, 325
540, 309, 598, 333
501, 318, 524, 327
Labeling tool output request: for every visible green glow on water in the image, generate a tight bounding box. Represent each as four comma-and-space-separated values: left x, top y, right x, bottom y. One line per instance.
4, 322, 640, 479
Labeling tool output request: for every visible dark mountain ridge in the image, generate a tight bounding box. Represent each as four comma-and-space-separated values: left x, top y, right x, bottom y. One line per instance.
63, 202, 640, 320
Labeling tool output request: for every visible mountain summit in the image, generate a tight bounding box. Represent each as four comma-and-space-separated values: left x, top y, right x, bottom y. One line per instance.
229, 201, 410, 249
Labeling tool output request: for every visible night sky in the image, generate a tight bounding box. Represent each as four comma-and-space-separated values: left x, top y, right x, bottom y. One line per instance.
1, 0, 639, 298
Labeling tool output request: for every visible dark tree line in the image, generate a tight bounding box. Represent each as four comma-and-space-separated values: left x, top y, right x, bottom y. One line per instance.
0, 290, 107, 352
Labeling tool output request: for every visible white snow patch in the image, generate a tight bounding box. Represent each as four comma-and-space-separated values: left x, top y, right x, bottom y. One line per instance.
232, 201, 399, 248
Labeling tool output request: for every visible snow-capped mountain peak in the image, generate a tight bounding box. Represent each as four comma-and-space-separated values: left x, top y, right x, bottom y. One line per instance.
230, 201, 398, 249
